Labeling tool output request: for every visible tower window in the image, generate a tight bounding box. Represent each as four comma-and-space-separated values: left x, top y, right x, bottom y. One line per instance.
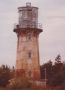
27, 33, 31, 40
28, 51, 32, 58
28, 71, 32, 77
28, 34, 31, 40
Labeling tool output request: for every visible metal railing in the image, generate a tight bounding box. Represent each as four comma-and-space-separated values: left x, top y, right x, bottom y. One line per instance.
14, 23, 42, 29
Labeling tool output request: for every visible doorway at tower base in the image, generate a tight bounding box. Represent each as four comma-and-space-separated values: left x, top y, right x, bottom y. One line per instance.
16, 69, 41, 80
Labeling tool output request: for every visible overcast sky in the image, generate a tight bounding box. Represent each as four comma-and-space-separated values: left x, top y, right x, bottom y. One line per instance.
0, 0, 65, 67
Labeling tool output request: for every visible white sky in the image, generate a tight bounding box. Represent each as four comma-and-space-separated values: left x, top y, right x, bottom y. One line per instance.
0, 0, 65, 67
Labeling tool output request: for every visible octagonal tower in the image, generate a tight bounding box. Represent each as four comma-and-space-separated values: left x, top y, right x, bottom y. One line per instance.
14, 2, 43, 80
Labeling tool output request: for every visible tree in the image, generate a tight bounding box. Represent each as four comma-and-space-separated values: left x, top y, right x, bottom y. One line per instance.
40, 55, 65, 87
0, 65, 14, 87
55, 54, 61, 64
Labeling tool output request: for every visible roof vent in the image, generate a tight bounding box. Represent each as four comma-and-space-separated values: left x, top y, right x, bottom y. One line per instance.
26, 2, 31, 7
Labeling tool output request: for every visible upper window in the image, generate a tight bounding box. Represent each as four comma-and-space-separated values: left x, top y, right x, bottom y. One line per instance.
27, 33, 31, 40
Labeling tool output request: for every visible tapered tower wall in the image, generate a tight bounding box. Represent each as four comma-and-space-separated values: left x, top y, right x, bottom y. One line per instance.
14, 3, 43, 80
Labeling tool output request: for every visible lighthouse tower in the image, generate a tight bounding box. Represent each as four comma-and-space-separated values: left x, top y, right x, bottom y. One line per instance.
14, 3, 43, 80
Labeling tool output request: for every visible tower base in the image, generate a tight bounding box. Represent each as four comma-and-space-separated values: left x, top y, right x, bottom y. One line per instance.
16, 69, 40, 80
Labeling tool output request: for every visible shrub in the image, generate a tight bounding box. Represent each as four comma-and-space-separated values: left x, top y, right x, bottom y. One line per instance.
8, 77, 31, 90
